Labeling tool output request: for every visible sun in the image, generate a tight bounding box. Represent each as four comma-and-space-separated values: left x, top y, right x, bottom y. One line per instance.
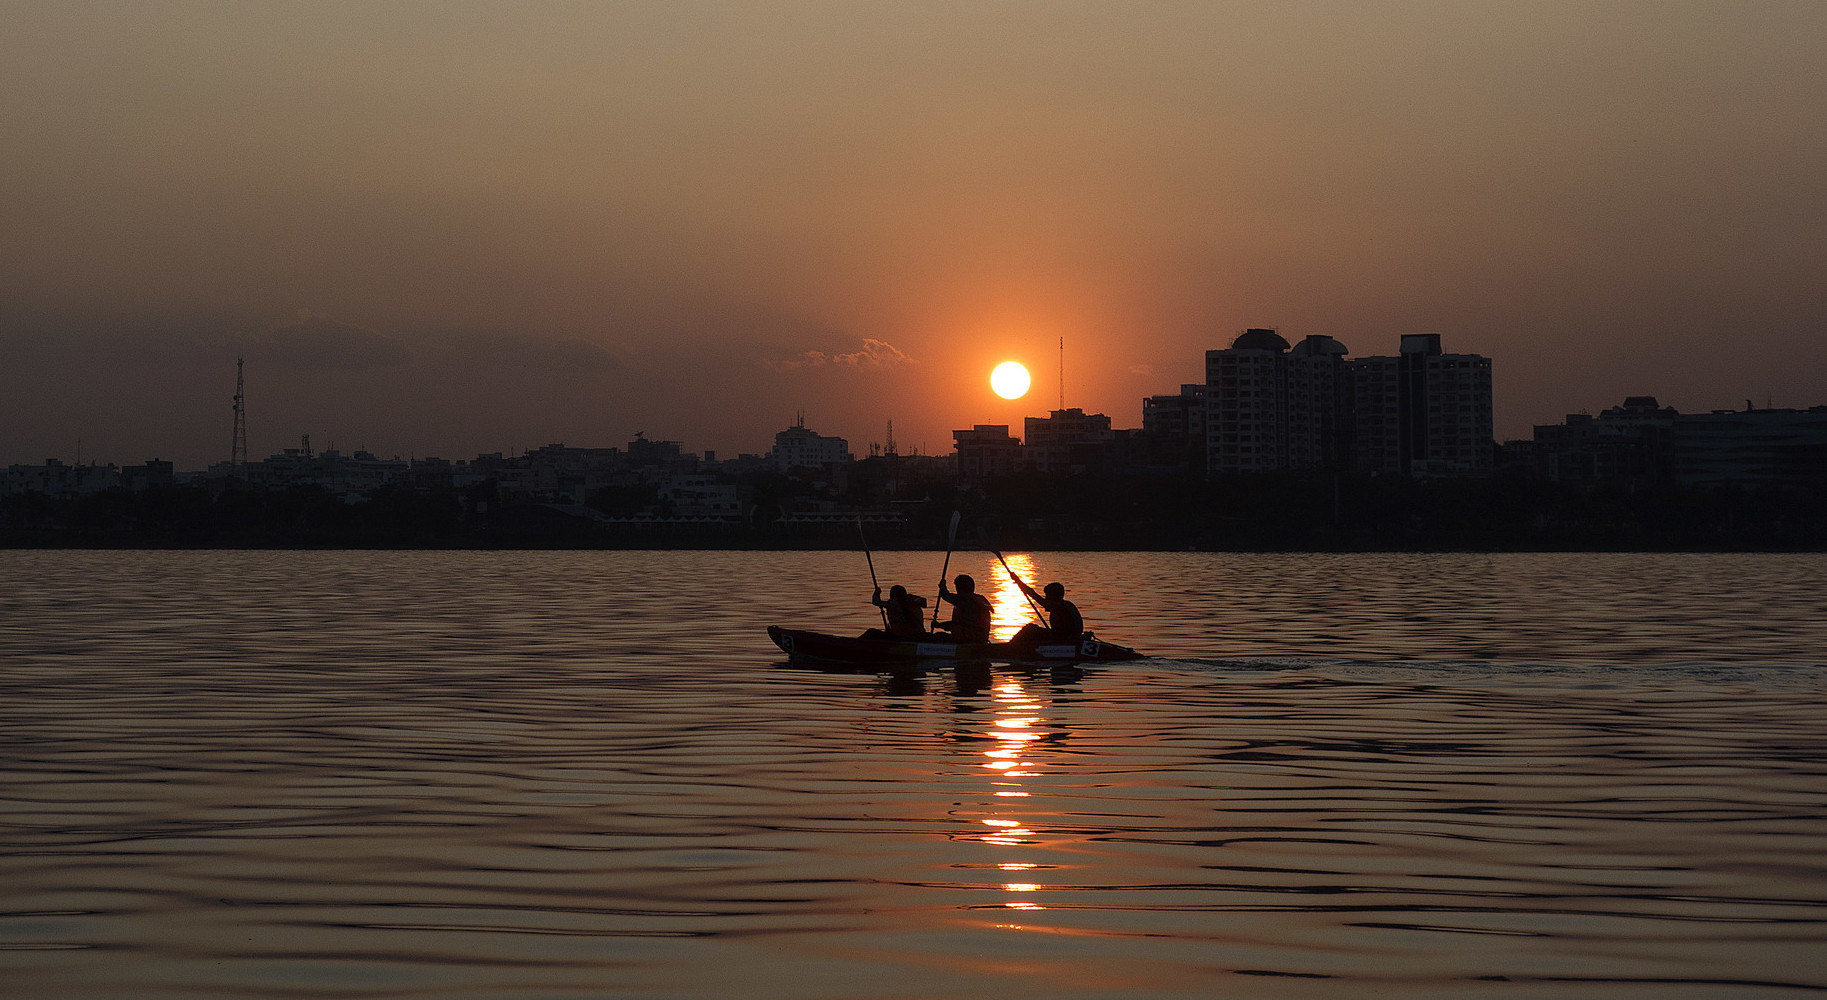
990, 361, 1031, 400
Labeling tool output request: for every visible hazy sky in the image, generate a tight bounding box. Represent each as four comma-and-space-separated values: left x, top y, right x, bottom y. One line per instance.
3, 0, 1823, 469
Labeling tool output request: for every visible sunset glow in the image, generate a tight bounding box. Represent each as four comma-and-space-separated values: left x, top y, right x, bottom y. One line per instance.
1, 5, 1821, 471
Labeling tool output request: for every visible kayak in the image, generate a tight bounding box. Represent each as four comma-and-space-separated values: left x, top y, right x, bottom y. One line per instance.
767, 625, 1143, 664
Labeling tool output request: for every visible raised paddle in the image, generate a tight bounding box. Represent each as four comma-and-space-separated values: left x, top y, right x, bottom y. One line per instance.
992, 548, 1049, 628
857, 518, 889, 630
930, 510, 962, 630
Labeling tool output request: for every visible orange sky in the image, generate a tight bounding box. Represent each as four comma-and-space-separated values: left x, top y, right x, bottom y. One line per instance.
3, 1, 1824, 468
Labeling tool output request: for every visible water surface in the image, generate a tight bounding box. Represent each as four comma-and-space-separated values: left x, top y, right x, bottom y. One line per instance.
2, 551, 1824, 997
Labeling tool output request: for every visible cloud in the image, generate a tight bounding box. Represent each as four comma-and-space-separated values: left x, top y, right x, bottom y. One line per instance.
1129, 364, 1157, 377
416, 330, 621, 373
764, 338, 917, 372
255, 311, 413, 370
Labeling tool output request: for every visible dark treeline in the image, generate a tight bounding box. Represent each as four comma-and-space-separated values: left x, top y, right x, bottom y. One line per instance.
3, 472, 1823, 551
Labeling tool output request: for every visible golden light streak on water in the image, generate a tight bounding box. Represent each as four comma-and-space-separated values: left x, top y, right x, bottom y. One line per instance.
970, 670, 1059, 915
985, 553, 1041, 641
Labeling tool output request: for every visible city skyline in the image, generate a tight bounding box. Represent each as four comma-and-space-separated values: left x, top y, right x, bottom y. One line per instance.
2, 323, 1818, 474
4, 2, 1824, 470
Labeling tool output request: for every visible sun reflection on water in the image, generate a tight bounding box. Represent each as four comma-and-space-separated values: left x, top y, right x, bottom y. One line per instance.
975, 673, 1052, 911
985, 553, 1041, 643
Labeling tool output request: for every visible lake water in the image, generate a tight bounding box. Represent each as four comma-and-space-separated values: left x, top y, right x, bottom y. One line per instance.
2, 550, 1824, 998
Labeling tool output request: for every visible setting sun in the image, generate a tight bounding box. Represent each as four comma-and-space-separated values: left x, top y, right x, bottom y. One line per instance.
991, 361, 1031, 400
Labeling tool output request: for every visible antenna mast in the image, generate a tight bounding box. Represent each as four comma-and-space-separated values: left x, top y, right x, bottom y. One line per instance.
230, 356, 247, 473
1058, 336, 1064, 410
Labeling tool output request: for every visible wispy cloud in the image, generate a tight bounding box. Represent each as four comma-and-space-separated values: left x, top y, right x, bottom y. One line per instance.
1129, 364, 1156, 377
416, 330, 621, 373
255, 311, 413, 370
765, 338, 916, 372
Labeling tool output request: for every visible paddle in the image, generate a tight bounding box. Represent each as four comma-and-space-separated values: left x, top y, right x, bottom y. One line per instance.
930, 510, 962, 630
857, 518, 888, 630
992, 548, 1049, 628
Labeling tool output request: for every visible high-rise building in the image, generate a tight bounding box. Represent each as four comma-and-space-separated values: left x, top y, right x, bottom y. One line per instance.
1284, 334, 1352, 470
1205, 330, 1492, 478
1348, 354, 1400, 474
1205, 328, 1290, 474
1205, 330, 1351, 474
1349, 334, 1493, 477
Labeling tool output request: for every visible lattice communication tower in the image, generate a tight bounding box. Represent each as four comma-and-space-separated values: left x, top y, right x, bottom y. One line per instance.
230, 356, 247, 473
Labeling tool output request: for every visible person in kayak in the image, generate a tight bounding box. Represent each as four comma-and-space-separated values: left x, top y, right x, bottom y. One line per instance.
1011, 580, 1084, 643
933, 574, 993, 644
861, 584, 928, 640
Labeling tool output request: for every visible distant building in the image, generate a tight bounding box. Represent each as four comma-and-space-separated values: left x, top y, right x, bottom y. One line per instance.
1517, 397, 1827, 488
657, 473, 747, 519
1351, 334, 1494, 477
1348, 353, 1402, 475
1674, 405, 1827, 487
1206, 328, 1291, 474
120, 459, 176, 493
1143, 383, 1207, 440
625, 434, 683, 468
408, 457, 457, 491
953, 424, 1021, 484
1199, 329, 1491, 477
706, 452, 773, 476
1286, 334, 1352, 470
770, 417, 852, 472
1530, 396, 1679, 484
1139, 383, 1207, 473
1205, 330, 1353, 475
254, 447, 409, 497
1531, 412, 1598, 480
1023, 408, 1114, 474
2, 459, 120, 498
